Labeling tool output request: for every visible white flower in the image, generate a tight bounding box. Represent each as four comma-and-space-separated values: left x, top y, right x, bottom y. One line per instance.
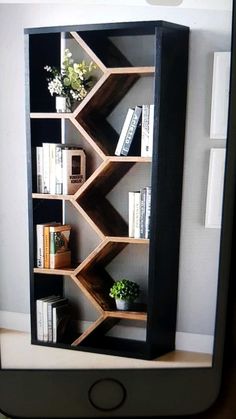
64, 49, 72, 58
78, 87, 87, 99
48, 77, 63, 96
44, 65, 52, 72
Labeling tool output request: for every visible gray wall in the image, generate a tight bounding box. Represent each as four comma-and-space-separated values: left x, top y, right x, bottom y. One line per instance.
0, 3, 231, 337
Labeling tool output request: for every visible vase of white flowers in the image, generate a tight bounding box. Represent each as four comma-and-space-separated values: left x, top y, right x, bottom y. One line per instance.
55, 96, 69, 113
44, 49, 96, 112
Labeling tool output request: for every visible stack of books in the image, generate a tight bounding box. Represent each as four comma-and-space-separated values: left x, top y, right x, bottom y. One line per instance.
36, 295, 70, 343
128, 187, 151, 239
115, 104, 154, 157
36, 143, 86, 195
36, 222, 71, 269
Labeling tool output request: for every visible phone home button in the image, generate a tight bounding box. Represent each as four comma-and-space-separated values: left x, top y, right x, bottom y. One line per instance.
88, 378, 126, 411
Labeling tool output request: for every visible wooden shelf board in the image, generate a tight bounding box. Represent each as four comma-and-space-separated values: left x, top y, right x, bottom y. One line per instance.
109, 156, 152, 163
107, 237, 149, 244
34, 267, 75, 275
70, 273, 105, 314
30, 112, 72, 119
105, 310, 147, 321
108, 66, 155, 75
32, 193, 74, 200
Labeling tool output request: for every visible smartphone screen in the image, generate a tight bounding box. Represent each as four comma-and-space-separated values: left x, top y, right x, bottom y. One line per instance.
0, 0, 235, 417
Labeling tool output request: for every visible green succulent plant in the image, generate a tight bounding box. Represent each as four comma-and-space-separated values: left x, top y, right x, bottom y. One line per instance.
109, 279, 140, 302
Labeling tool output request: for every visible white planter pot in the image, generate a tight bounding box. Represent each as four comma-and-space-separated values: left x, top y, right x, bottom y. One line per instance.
55, 96, 70, 113
115, 299, 130, 311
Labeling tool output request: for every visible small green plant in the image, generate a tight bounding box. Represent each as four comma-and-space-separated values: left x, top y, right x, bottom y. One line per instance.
109, 279, 140, 302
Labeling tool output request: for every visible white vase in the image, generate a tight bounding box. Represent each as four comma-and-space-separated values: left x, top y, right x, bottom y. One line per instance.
115, 299, 130, 311
55, 96, 70, 113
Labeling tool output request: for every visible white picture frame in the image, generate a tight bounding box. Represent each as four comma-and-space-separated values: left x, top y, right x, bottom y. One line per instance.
205, 148, 226, 228
210, 52, 231, 139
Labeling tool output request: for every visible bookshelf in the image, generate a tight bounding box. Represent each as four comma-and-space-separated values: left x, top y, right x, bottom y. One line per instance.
25, 21, 189, 359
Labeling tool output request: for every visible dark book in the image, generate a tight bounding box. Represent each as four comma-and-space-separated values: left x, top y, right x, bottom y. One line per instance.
52, 302, 71, 343
120, 106, 142, 156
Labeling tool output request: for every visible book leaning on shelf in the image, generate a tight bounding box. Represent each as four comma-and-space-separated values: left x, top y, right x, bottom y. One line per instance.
115, 106, 142, 156
141, 104, 154, 157
128, 187, 151, 239
36, 143, 86, 195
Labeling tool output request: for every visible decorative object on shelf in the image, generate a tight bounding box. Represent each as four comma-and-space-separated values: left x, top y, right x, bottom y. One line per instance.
44, 48, 97, 112
109, 279, 140, 310
210, 52, 230, 139
55, 96, 70, 113
205, 148, 226, 229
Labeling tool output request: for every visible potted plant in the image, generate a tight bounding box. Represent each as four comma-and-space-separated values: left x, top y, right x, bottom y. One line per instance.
44, 48, 96, 112
109, 279, 140, 310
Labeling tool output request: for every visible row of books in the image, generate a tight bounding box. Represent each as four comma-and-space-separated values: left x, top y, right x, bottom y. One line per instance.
36, 143, 86, 195
115, 104, 154, 157
129, 187, 151, 239
36, 222, 71, 269
36, 295, 70, 343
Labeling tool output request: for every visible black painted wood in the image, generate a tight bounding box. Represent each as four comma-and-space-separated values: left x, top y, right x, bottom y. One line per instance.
147, 25, 189, 353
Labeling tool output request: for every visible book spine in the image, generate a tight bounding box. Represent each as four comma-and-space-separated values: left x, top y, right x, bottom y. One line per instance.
128, 192, 136, 238
48, 302, 53, 342
55, 146, 63, 194
42, 143, 50, 194
36, 224, 44, 268
145, 187, 152, 239
47, 296, 60, 342
52, 307, 57, 343
120, 106, 142, 156
49, 144, 56, 195
43, 300, 49, 342
141, 105, 150, 157
36, 147, 43, 193
134, 191, 141, 239
44, 226, 50, 269
115, 108, 134, 156
140, 188, 147, 238
36, 300, 44, 341
148, 104, 155, 157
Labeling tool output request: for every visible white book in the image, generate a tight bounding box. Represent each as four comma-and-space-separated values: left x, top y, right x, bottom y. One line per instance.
141, 104, 154, 157
115, 108, 134, 156
43, 296, 60, 342
128, 191, 136, 237
141, 105, 150, 157
134, 191, 141, 239
36, 146, 43, 193
42, 143, 50, 194
55, 145, 63, 194
49, 143, 57, 194
140, 187, 147, 238
47, 295, 62, 342
36, 296, 54, 341
36, 221, 57, 268
145, 187, 152, 239
148, 105, 154, 157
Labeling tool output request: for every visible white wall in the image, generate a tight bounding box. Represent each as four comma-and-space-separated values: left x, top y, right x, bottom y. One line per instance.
0, 2, 232, 338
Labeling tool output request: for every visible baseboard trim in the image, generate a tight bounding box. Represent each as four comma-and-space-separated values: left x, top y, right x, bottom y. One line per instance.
0, 311, 213, 354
